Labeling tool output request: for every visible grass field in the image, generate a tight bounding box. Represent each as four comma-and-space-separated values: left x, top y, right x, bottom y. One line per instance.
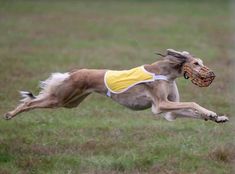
0, 0, 234, 173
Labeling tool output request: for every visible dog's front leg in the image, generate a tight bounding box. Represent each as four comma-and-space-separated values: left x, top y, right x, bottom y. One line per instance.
158, 101, 229, 123
164, 109, 228, 123
164, 109, 200, 121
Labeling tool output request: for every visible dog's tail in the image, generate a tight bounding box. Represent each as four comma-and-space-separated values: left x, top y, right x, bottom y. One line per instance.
20, 91, 36, 102
19, 72, 70, 102
38, 72, 70, 98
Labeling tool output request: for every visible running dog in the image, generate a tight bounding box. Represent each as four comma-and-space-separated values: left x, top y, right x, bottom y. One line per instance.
4, 49, 229, 123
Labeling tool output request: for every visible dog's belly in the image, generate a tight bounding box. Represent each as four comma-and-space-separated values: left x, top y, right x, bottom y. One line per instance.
110, 85, 152, 110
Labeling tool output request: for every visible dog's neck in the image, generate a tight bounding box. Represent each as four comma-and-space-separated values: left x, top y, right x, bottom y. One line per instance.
144, 60, 183, 81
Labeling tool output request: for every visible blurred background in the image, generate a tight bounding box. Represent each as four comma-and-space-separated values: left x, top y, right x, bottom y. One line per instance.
0, 0, 234, 173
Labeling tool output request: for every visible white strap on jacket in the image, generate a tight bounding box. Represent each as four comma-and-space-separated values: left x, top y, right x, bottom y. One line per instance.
107, 90, 112, 97
154, 75, 169, 81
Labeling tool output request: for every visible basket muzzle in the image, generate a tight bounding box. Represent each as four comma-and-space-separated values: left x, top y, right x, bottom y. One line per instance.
182, 63, 216, 87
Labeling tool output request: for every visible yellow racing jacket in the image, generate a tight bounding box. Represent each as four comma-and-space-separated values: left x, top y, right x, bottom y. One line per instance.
104, 66, 168, 96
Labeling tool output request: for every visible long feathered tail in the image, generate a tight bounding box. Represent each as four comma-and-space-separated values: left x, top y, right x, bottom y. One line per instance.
19, 72, 70, 102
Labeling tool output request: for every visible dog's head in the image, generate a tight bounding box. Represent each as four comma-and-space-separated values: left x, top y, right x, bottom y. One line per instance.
158, 49, 215, 87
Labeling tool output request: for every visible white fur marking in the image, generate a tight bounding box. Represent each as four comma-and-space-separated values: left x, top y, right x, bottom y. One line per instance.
20, 91, 30, 97
37, 72, 70, 99
197, 59, 204, 66
182, 51, 189, 55
19, 91, 32, 102
164, 112, 176, 121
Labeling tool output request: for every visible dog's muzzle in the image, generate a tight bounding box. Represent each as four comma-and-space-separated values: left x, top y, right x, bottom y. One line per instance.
182, 63, 215, 87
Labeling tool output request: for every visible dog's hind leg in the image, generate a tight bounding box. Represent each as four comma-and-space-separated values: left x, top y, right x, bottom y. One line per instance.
4, 95, 59, 120
63, 92, 91, 108
4, 92, 91, 119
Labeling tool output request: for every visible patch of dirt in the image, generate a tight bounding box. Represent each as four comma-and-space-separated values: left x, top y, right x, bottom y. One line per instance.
30, 144, 58, 155
209, 143, 235, 163
80, 139, 97, 152
149, 164, 179, 174
0, 169, 11, 174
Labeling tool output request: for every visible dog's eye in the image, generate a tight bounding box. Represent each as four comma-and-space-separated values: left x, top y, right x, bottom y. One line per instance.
194, 62, 199, 66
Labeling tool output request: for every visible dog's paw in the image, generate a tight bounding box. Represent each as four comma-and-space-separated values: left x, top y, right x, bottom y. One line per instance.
204, 110, 217, 119
3, 113, 12, 120
215, 116, 229, 123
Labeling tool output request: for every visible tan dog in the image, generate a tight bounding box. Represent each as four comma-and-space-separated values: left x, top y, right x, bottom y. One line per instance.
4, 49, 228, 123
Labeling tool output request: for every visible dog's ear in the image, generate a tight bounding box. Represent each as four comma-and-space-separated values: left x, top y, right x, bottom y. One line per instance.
165, 49, 189, 64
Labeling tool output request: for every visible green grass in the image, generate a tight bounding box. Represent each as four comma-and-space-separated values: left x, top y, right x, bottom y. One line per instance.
0, 0, 234, 173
